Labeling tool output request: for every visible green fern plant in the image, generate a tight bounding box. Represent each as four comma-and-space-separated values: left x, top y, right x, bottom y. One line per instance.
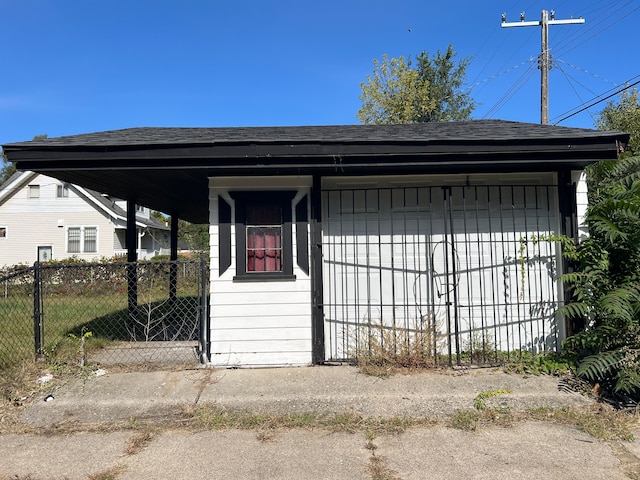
560, 155, 640, 400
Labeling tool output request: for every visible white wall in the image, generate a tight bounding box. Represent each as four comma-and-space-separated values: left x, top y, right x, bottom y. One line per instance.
208, 176, 313, 367
572, 170, 589, 240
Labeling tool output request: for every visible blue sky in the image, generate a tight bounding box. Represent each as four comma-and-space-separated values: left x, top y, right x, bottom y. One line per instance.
0, 0, 638, 144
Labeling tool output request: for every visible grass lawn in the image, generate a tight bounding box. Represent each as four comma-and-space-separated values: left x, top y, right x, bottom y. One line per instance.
1, 294, 128, 367
0, 291, 202, 368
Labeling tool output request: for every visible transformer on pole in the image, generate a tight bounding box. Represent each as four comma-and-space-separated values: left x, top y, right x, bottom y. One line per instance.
501, 10, 585, 124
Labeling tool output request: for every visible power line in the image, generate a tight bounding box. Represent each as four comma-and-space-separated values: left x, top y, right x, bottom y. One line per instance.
554, 1, 639, 57
555, 63, 597, 124
482, 62, 538, 119
551, 0, 626, 53
550, 74, 640, 123
468, 58, 533, 93
552, 78, 640, 125
554, 59, 616, 87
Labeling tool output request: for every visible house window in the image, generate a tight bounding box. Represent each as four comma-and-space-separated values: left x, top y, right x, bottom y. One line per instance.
232, 191, 295, 281
68, 227, 81, 253
0, 227, 6, 239
56, 183, 69, 198
67, 227, 98, 254
84, 227, 97, 253
28, 185, 40, 198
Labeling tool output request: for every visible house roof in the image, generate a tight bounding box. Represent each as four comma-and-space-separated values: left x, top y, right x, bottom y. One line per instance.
0, 170, 168, 230
2, 120, 629, 223
82, 187, 169, 231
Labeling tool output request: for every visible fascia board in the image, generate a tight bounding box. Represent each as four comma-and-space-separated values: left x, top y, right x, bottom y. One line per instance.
0, 171, 37, 206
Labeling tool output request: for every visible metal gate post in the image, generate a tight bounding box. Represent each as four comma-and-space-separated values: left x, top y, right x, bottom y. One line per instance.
199, 258, 209, 364
442, 187, 461, 366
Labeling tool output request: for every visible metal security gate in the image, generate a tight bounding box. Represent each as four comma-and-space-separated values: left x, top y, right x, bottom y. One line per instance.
321, 179, 562, 365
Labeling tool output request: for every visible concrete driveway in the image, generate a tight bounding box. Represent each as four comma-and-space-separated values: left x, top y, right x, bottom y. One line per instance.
2, 366, 639, 479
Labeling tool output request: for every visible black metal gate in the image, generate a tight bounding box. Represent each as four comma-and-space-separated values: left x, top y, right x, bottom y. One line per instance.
321, 181, 562, 365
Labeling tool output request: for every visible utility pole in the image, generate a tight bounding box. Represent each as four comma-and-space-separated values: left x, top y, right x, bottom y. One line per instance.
501, 10, 585, 124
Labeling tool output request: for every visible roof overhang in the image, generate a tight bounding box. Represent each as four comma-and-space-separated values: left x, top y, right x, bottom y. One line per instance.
2, 121, 629, 224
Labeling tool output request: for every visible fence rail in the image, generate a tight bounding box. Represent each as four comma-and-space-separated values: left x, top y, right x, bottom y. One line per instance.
1, 259, 209, 368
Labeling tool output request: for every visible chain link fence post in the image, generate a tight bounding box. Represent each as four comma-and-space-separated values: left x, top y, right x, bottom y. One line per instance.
33, 261, 44, 361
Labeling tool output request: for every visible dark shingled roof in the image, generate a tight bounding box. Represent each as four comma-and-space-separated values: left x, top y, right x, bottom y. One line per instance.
1, 121, 630, 223
2, 120, 626, 147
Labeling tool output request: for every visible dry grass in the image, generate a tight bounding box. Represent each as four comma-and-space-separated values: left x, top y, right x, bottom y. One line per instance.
448, 408, 516, 431
86, 465, 126, 480
447, 403, 638, 441
180, 403, 435, 435
365, 455, 401, 480
0, 476, 70, 480
353, 314, 445, 377
0, 361, 61, 434
124, 430, 156, 455
527, 404, 639, 441
0, 361, 44, 404
364, 431, 401, 480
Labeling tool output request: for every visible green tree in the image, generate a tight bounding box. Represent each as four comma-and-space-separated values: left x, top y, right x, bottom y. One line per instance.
596, 88, 640, 155
177, 219, 209, 257
0, 151, 15, 184
1, 134, 48, 185
358, 44, 475, 124
150, 210, 167, 222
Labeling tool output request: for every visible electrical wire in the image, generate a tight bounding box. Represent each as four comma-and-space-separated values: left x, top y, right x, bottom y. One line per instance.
482, 61, 538, 119
552, 77, 640, 125
550, 0, 624, 52
554, 59, 616, 87
549, 73, 640, 124
554, 63, 597, 124
554, 1, 639, 57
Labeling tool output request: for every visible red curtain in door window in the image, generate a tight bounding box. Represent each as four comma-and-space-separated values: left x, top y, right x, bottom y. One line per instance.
247, 227, 282, 271
246, 204, 282, 272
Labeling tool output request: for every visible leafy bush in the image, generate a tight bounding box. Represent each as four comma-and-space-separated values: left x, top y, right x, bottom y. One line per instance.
560, 155, 640, 402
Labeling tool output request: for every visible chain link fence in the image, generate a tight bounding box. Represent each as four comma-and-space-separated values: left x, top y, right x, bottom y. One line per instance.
0, 259, 208, 369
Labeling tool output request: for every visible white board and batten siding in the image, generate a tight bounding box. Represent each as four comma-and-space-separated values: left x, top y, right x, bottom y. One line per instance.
208, 176, 313, 367
321, 173, 566, 361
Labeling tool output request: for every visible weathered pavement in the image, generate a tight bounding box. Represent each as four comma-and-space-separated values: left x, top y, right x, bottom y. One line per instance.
2, 366, 640, 479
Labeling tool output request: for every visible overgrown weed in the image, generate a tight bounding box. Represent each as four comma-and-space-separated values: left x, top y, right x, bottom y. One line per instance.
353, 314, 445, 376
86, 465, 126, 480
528, 404, 638, 441
180, 404, 435, 435
125, 430, 157, 455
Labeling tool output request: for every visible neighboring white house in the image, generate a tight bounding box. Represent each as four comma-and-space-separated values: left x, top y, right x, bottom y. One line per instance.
0, 171, 170, 267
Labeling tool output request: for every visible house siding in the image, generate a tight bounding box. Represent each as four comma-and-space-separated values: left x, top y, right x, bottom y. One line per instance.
0, 173, 169, 267
0, 174, 117, 266
208, 177, 313, 367
572, 170, 589, 240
